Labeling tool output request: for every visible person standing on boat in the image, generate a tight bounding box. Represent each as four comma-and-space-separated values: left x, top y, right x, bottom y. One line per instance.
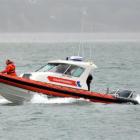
1, 59, 17, 76
86, 74, 93, 91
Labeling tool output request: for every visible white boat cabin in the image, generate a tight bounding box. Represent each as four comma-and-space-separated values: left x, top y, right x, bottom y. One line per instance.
21, 56, 97, 90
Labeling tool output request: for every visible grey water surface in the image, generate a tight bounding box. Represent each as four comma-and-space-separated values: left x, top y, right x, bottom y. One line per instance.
0, 42, 140, 140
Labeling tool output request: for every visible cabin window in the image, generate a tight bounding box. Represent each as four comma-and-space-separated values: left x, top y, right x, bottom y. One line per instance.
36, 63, 84, 77
37, 63, 59, 72
65, 65, 84, 77
50, 63, 70, 74
72, 67, 84, 77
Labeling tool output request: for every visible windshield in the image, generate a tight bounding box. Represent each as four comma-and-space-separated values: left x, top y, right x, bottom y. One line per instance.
37, 63, 59, 72
50, 63, 70, 73
36, 63, 84, 77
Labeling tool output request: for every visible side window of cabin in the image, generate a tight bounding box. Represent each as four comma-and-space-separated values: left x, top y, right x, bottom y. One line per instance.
72, 67, 84, 77
65, 65, 84, 77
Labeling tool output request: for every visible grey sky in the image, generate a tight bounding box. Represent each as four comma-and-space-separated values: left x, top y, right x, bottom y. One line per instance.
0, 0, 140, 32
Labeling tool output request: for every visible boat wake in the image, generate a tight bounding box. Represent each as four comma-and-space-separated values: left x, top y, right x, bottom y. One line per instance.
30, 93, 88, 104
0, 93, 88, 105
0, 97, 10, 104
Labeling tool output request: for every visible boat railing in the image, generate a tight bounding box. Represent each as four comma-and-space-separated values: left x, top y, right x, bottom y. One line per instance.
113, 89, 134, 99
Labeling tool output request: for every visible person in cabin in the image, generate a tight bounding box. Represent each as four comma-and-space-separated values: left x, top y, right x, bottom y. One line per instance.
86, 74, 93, 91
1, 59, 17, 76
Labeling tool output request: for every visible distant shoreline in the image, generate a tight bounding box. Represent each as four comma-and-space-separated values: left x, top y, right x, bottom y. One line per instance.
0, 33, 140, 43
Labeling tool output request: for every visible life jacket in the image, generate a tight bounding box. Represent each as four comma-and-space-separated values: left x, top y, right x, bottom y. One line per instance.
5, 63, 17, 76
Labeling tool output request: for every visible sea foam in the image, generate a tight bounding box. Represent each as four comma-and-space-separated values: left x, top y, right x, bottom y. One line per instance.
30, 93, 79, 104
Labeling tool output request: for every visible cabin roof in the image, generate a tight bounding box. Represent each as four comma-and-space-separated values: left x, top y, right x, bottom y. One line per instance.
48, 60, 97, 69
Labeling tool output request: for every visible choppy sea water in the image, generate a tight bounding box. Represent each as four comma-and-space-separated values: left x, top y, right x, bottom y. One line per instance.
0, 42, 140, 140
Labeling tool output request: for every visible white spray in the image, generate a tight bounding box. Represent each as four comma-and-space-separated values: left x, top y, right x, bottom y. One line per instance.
0, 97, 11, 104
135, 94, 140, 104
30, 93, 83, 104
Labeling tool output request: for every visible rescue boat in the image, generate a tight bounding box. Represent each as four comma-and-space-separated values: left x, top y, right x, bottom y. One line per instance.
0, 56, 138, 104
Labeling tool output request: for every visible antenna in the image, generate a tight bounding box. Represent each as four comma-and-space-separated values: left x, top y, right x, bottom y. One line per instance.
73, 45, 75, 56
78, 43, 81, 56
90, 43, 92, 61
82, 42, 84, 58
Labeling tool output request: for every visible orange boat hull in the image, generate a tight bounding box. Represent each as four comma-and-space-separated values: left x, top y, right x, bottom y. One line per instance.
0, 74, 138, 104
